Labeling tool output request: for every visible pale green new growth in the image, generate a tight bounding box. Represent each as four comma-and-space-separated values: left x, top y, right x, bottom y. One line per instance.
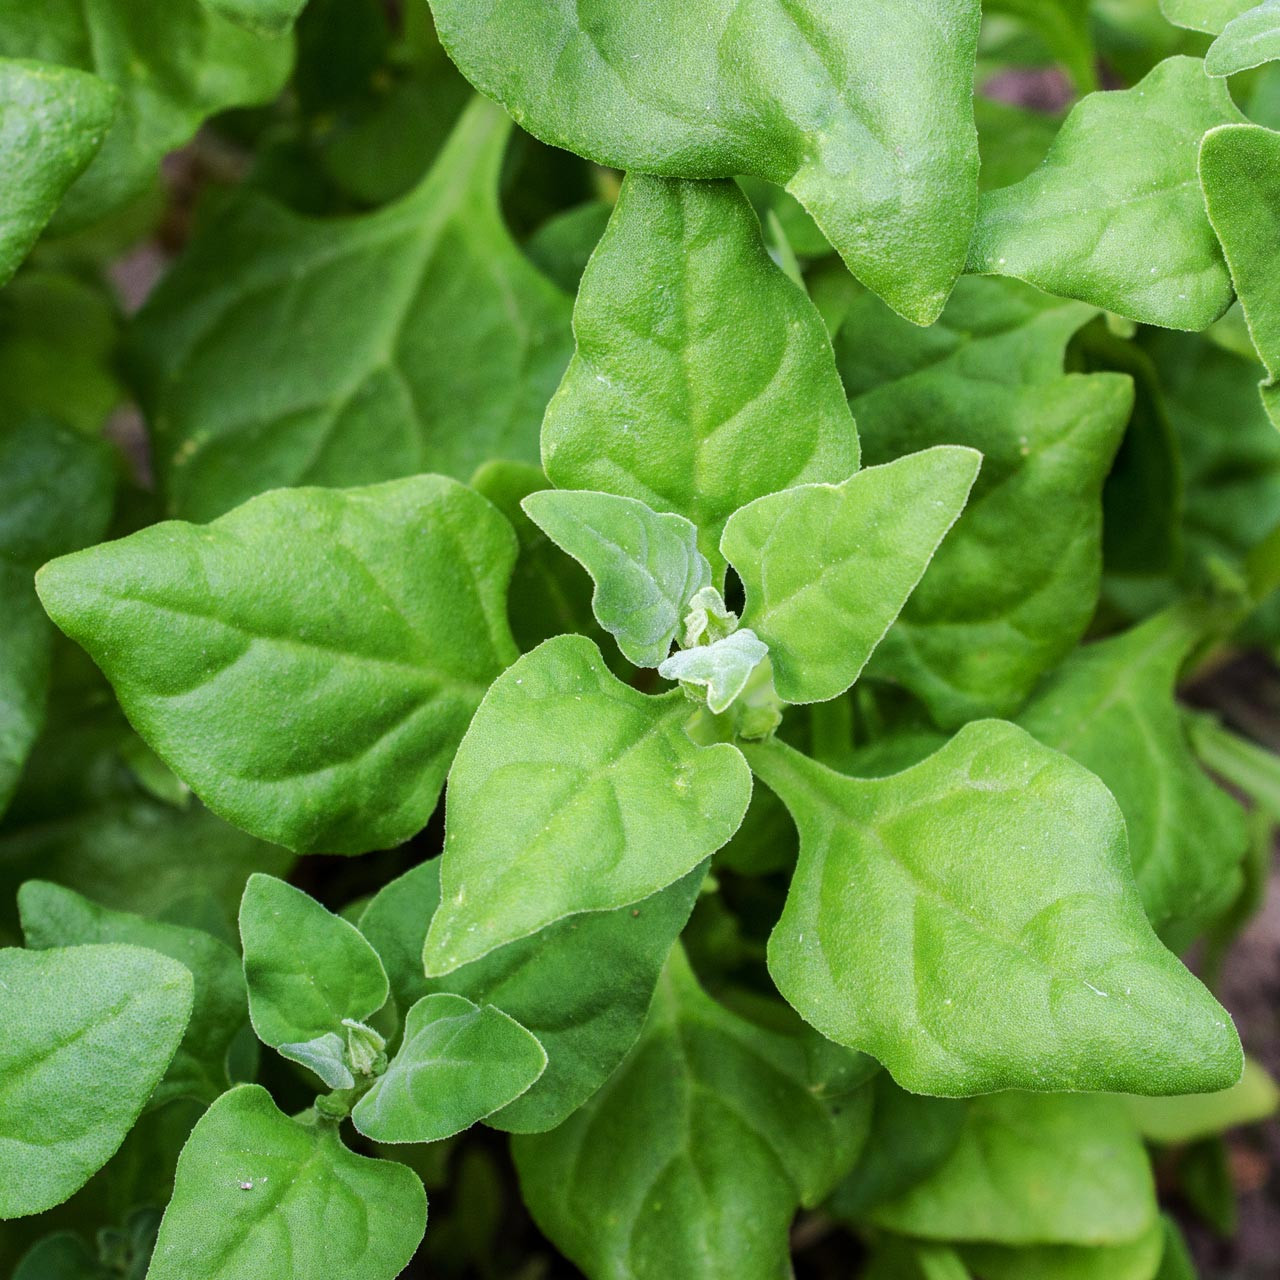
1162, 0, 1253, 32
1123, 1057, 1280, 1144
749, 721, 1242, 1096
423, 635, 751, 974
542, 174, 859, 572
522, 489, 710, 668
0, 60, 116, 286
352, 993, 547, 1144
239, 875, 388, 1049
428, 0, 981, 323
1206, 0, 1280, 74
0, 944, 192, 1219
659, 630, 769, 715
36, 475, 519, 854
277, 1033, 354, 1091
722, 447, 980, 705
969, 57, 1245, 329
513, 949, 873, 1280
146, 1085, 426, 1280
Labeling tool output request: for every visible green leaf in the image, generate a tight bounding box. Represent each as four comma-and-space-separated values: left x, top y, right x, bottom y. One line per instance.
0, 0, 290, 230
521, 489, 710, 668
352, 993, 546, 1143
1122, 1056, 1279, 1143
423, 634, 751, 974
747, 721, 1242, 1096
359, 858, 704, 1133
1199, 123, 1280, 427
131, 98, 572, 522
960, 1219, 1166, 1280
427, 0, 981, 323
658, 630, 770, 715
1162, 0, 1252, 33
0, 418, 114, 817
541, 174, 859, 572
721, 447, 980, 705
36, 474, 518, 854
968, 57, 1245, 329
201, 0, 308, 36
1206, 1, 1280, 72
240, 874, 387, 1049
834, 278, 1130, 726
1018, 610, 1248, 947
275, 1033, 353, 1091
18, 881, 246, 1107
512, 948, 873, 1280
1154, 1216, 1198, 1280
145, 1085, 425, 1280
11, 1231, 104, 1280
0, 60, 117, 286
870, 1093, 1157, 1246
864, 1240, 972, 1280
0, 943, 192, 1218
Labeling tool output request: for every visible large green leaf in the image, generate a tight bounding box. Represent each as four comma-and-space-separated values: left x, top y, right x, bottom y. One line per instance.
360, 857, 703, 1132
0, 60, 117, 286
239, 875, 387, 1050
960, 1224, 1166, 1280
834, 278, 1129, 726
871, 1092, 1156, 1246
427, 0, 981, 324
968, 57, 1244, 329
36, 475, 518, 854
747, 721, 1242, 1096
512, 948, 873, 1280
19, 882, 246, 1107
131, 98, 572, 522
0, 419, 114, 817
423, 635, 750, 973
0, 0, 289, 230
1205, 1, 1280, 73
352, 993, 546, 1144
1200, 123, 1280, 427
541, 174, 859, 572
145, 1085, 425, 1280
1019, 610, 1248, 948
0, 944, 192, 1219
522, 490, 710, 668
721, 447, 979, 704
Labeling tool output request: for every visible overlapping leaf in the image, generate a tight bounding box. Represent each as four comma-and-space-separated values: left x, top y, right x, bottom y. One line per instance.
969, 57, 1244, 329
423, 635, 750, 973
428, 0, 981, 323
541, 174, 859, 572
131, 98, 573, 521
36, 475, 518, 854
748, 721, 1242, 1096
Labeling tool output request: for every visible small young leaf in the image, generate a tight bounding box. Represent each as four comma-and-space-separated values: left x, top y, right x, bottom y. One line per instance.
18, 881, 247, 1106
359, 858, 704, 1133
721, 447, 980, 705
541, 174, 859, 572
240, 874, 388, 1049
146, 1085, 426, 1280
0, 418, 114, 816
0, 943, 193, 1219
1206, 0, 1280, 73
512, 949, 873, 1280
522, 489, 710, 668
658, 630, 769, 715
1122, 1057, 1280, 1143
423, 635, 751, 974
36, 475, 518, 854
835, 278, 1130, 726
1199, 123, 1280, 426
0, 60, 117, 286
969, 57, 1245, 329
1019, 610, 1249, 947
352, 993, 546, 1144
747, 721, 1243, 1096
870, 1093, 1156, 1246
276, 1033, 353, 1091
427, 0, 981, 323
131, 98, 572, 521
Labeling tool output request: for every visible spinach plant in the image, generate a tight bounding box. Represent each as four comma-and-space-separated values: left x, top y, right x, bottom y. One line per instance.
2, 0, 1280, 1277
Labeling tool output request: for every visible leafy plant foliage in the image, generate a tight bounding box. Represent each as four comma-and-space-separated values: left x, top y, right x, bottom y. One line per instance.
3, 1, 1280, 1277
